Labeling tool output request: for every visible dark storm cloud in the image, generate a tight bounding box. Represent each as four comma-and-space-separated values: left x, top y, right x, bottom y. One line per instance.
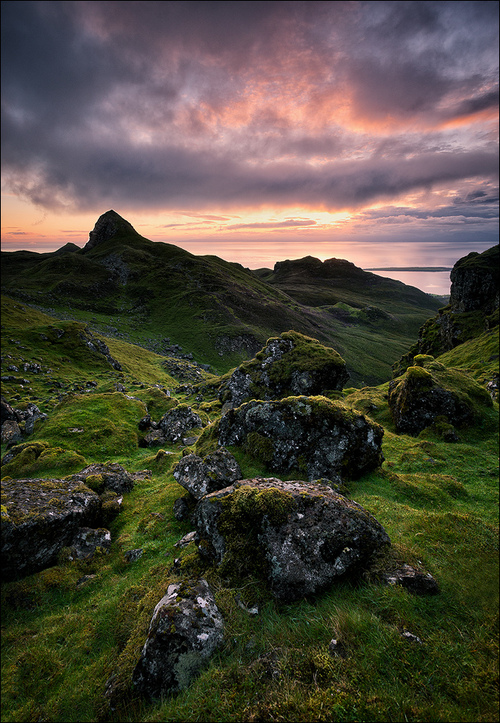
1, 0, 498, 213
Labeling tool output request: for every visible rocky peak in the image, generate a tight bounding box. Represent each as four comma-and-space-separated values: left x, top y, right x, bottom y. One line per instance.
82, 210, 139, 253
449, 245, 499, 313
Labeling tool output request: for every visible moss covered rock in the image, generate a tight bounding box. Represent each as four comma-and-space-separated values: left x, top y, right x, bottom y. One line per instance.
194, 478, 390, 602
217, 395, 383, 482
132, 578, 224, 698
388, 362, 489, 436
172, 448, 242, 501
1, 478, 101, 581
218, 331, 349, 409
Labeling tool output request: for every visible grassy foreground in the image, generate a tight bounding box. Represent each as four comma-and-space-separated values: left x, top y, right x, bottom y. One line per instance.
1, 297, 498, 722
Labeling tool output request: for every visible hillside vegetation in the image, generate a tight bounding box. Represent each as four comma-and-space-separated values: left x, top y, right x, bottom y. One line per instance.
1, 227, 498, 723
1, 210, 442, 386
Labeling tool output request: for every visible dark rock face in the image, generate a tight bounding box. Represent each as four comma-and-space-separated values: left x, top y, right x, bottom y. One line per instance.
67, 462, 138, 494
173, 448, 242, 501
218, 331, 349, 409
449, 246, 499, 314
1, 478, 102, 581
194, 478, 390, 602
217, 396, 383, 482
132, 579, 224, 698
82, 210, 138, 253
388, 366, 473, 436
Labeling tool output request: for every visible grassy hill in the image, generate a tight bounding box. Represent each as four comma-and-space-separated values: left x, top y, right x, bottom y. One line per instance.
1, 211, 443, 386
1, 287, 498, 722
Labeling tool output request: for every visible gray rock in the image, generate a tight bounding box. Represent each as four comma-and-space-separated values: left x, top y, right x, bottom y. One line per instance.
132, 578, 224, 698
1, 419, 23, 446
67, 462, 137, 494
383, 564, 439, 595
1, 478, 101, 581
69, 527, 111, 560
388, 367, 473, 436
194, 478, 390, 602
217, 396, 383, 482
157, 406, 204, 443
218, 331, 349, 409
173, 448, 242, 500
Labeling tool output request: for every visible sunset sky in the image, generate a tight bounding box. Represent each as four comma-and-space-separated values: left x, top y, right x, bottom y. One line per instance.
1, 1, 498, 292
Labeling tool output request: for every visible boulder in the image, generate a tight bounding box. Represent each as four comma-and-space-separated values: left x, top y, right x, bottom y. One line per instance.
69, 527, 112, 560
132, 578, 224, 698
173, 448, 242, 501
66, 462, 137, 494
217, 396, 383, 482
194, 478, 390, 602
1, 478, 101, 581
218, 331, 349, 409
158, 405, 204, 443
388, 366, 473, 436
1, 419, 23, 446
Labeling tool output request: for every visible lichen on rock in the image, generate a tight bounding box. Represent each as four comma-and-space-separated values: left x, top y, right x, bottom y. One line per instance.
193, 478, 390, 602
218, 331, 349, 409
132, 578, 224, 698
217, 395, 383, 482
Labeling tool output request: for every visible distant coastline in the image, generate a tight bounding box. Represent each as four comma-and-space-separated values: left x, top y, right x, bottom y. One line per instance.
366, 267, 452, 272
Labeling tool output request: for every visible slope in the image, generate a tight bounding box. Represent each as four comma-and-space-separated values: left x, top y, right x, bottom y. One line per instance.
1, 211, 442, 385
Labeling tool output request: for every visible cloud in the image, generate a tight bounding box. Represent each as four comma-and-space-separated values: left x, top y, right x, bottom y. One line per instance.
1, 0, 498, 222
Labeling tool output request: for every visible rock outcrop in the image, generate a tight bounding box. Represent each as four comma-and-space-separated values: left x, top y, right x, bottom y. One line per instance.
1, 478, 102, 581
132, 579, 224, 698
194, 478, 390, 602
1, 396, 47, 446
388, 360, 491, 436
216, 395, 383, 482
82, 210, 140, 253
218, 331, 349, 409
449, 245, 499, 314
67, 462, 139, 494
394, 245, 499, 373
173, 448, 242, 501
141, 405, 205, 446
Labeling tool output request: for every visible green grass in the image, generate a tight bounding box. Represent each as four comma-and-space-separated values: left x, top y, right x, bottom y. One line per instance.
1, 288, 498, 723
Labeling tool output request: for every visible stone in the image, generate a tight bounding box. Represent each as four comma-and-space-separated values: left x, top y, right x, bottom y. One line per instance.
172, 448, 242, 501
388, 366, 473, 436
157, 406, 204, 443
383, 564, 439, 595
216, 396, 383, 482
69, 527, 111, 560
218, 331, 349, 409
193, 478, 390, 603
124, 548, 143, 563
1, 478, 101, 581
132, 578, 224, 698
67, 462, 137, 494
1, 419, 23, 446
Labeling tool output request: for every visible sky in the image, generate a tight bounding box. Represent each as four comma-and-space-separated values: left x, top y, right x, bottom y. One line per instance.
1, 1, 498, 294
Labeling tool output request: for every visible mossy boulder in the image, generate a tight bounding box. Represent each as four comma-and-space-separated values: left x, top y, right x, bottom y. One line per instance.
194, 478, 390, 602
387, 362, 489, 436
1, 442, 87, 478
66, 462, 138, 494
217, 395, 384, 482
218, 331, 349, 408
132, 578, 224, 698
1, 478, 101, 581
172, 448, 242, 501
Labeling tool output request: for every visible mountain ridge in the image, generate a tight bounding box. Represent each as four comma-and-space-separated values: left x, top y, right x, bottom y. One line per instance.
1, 211, 443, 385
